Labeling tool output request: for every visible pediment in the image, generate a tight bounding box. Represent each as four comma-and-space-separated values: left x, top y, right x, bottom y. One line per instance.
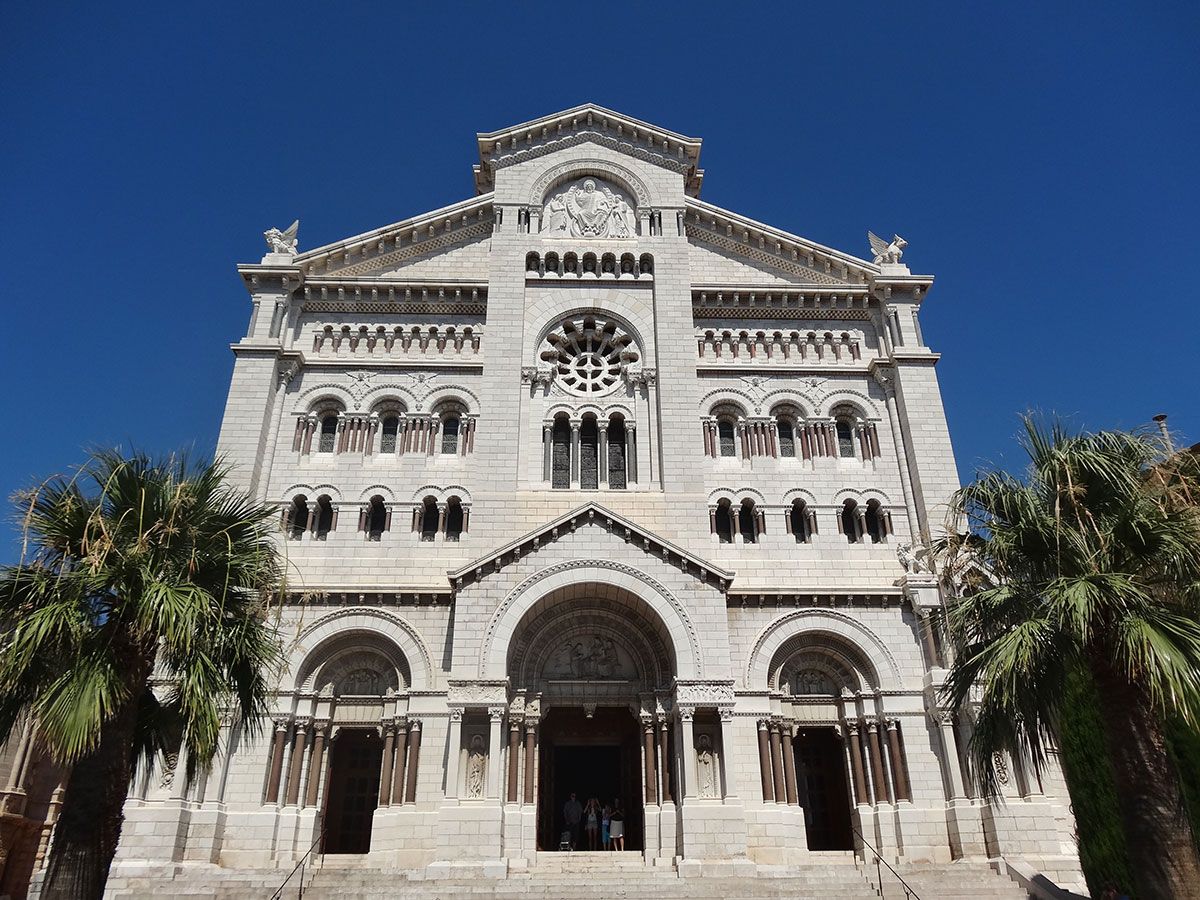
474, 104, 704, 196
448, 502, 733, 590
686, 198, 878, 287
293, 194, 495, 279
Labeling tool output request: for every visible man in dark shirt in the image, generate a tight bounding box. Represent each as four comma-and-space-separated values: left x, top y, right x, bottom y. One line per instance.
562, 792, 583, 849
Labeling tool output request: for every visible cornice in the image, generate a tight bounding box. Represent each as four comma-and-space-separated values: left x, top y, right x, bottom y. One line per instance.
685, 198, 879, 282
474, 104, 703, 196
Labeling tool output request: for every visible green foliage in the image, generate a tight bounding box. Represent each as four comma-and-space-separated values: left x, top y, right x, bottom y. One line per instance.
1166, 714, 1200, 854
1057, 666, 1133, 897
939, 418, 1200, 795
0, 450, 285, 783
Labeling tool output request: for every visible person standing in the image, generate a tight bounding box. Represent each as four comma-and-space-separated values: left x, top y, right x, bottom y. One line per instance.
601, 801, 611, 850
584, 797, 601, 850
562, 792, 583, 850
608, 798, 625, 852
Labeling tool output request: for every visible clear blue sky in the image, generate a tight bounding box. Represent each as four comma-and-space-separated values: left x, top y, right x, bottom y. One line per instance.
2, 2, 1197, 558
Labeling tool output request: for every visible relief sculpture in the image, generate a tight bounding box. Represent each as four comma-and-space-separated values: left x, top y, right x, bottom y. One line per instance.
542, 178, 636, 238
545, 635, 627, 680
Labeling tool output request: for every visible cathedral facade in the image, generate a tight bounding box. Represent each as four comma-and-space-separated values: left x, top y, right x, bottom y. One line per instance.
37, 106, 1080, 889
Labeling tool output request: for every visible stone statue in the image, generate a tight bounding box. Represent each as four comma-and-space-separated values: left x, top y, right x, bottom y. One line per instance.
896, 542, 930, 574
696, 733, 716, 798
264, 219, 299, 255
466, 734, 486, 798
868, 231, 907, 265
542, 178, 635, 238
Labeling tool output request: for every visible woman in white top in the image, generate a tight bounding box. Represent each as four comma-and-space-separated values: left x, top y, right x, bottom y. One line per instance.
584, 797, 601, 850
608, 798, 625, 851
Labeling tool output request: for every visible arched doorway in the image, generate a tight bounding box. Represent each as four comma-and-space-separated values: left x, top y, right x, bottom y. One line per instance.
504, 583, 678, 853
296, 634, 411, 855
770, 633, 883, 852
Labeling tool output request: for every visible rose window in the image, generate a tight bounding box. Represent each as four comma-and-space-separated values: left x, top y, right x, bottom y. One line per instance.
539, 316, 639, 397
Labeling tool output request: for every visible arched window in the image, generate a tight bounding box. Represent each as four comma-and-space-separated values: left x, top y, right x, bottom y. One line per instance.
441, 415, 460, 454
318, 414, 338, 453
790, 501, 810, 543
715, 501, 734, 543
777, 419, 796, 457
638, 253, 654, 275
834, 410, 856, 458
841, 500, 862, 544
739, 500, 758, 543
288, 495, 308, 541
445, 497, 464, 541
551, 415, 570, 489
366, 496, 388, 541
380, 415, 400, 454
315, 495, 334, 539
718, 420, 737, 457
864, 500, 886, 544
545, 252, 560, 275
580, 417, 599, 489
420, 498, 438, 542
525, 252, 540, 272
607, 416, 627, 490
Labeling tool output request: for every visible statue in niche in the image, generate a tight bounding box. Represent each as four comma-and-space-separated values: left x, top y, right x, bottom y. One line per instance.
542, 178, 636, 238
696, 733, 716, 798
546, 635, 626, 680
466, 734, 486, 798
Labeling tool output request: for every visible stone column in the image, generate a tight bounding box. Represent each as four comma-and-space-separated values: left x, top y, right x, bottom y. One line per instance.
570, 420, 581, 487
378, 723, 396, 806
285, 721, 308, 806
487, 708, 505, 799
391, 721, 408, 806
642, 718, 658, 804
937, 712, 966, 800
680, 711, 698, 799
769, 722, 786, 804
718, 709, 739, 798
264, 719, 289, 804
507, 720, 521, 803
846, 723, 868, 805
404, 720, 422, 804
886, 719, 910, 801
756, 720, 774, 802
598, 423, 609, 487
306, 723, 328, 808
542, 423, 552, 483
867, 720, 891, 804
445, 712, 463, 799
4, 718, 33, 798
523, 721, 537, 806
781, 723, 799, 805
659, 720, 673, 803
627, 422, 638, 483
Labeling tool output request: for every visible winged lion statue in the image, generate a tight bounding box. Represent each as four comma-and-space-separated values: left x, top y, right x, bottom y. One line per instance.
868, 231, 907, 265
264, 219, 300, 255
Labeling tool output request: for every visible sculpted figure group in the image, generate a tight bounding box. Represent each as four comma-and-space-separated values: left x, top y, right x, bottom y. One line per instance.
543, 178, 635, 238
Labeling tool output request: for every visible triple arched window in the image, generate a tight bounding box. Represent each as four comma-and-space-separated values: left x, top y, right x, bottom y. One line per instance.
544, 412, 636, 490
702, 402, 882, 462
292, 402, 476, 457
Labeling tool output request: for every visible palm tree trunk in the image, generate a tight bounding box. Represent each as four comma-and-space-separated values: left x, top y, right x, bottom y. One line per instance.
40, 649, 153, 900
1091, 655, 1200, 899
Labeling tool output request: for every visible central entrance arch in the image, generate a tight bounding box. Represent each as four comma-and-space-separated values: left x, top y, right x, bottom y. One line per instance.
503, 580, 681, 853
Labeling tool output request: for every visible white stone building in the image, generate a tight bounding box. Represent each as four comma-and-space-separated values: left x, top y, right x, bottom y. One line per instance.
40, 105, 1083, 893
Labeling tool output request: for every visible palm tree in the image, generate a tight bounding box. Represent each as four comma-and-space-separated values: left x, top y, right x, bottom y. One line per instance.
939, 418, 1200, 899
0, 450, 283, 899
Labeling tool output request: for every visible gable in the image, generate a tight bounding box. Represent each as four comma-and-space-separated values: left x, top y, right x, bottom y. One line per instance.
449, 502, 732, 591
688, 236, 850, 287
293, 194, 494, 280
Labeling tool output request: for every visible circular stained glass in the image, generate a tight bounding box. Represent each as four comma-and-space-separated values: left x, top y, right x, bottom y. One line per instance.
540, 316, 638, 397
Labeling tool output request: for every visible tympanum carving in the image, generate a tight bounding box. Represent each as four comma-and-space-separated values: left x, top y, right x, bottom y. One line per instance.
542, 178, 636, 238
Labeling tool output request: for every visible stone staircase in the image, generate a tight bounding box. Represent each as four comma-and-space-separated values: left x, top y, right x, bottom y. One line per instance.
102, 855, 1032, 899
